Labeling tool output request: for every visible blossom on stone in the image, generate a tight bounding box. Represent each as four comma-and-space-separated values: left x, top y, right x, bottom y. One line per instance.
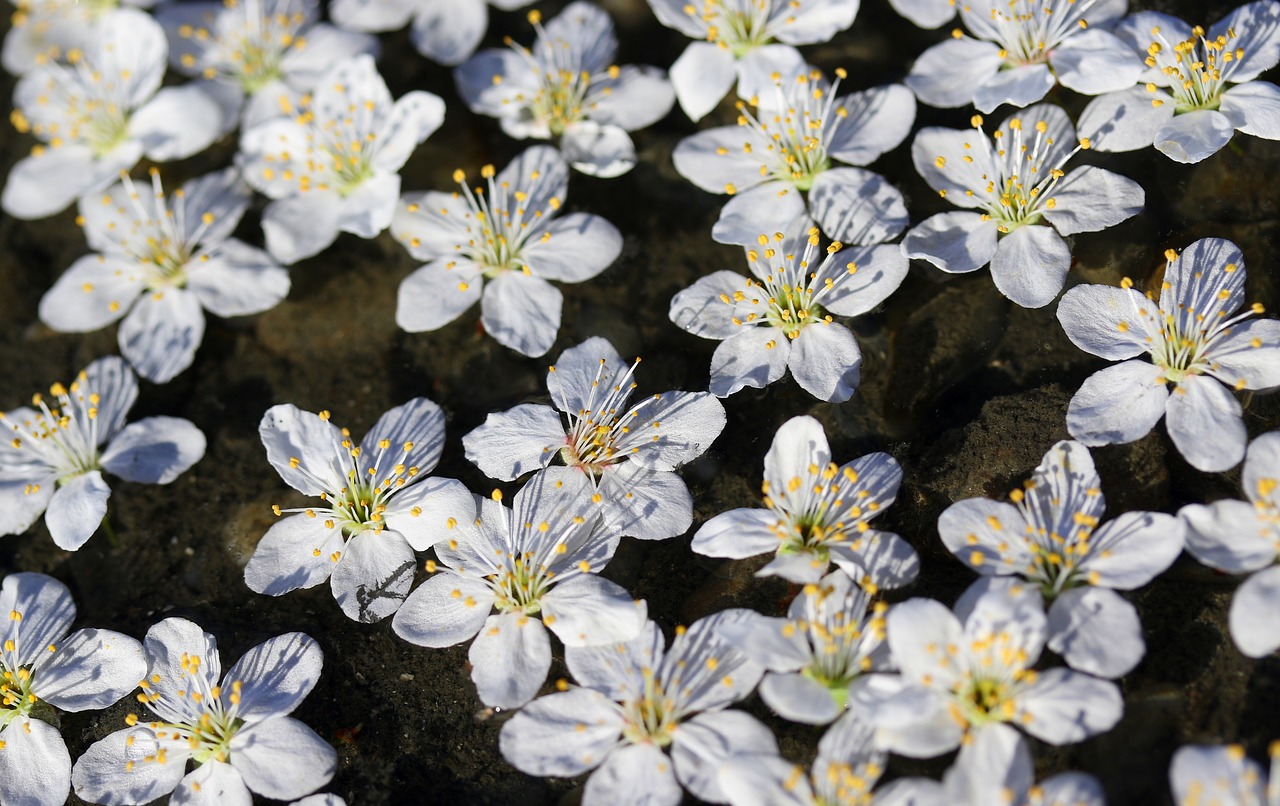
330, 0, 532, 66
38, 168, 290, 384
0, 357, 206, 551
1169, 742, 1280, 806
648, 0, 858, 121
670, 225, 907, 401
463, 336, 726, 540
454, 3, 675, 178
2, 0, 154, 75
905, 0, 1143, 114
718, 570, 889, 725
718, 711, 911, 806
246, 398, 475, 623
692, 415, 919, 588
849, 586, 1124, 758
238, 54, 445, 264
1, 9, 223, 220
390, 146, 622, 357
392, 467, 646, 709
499, 610, 770, 806
1056, 237, 1280, 472
886, 722, 1107, 806
0, 572, 147, 806
71, 618, 335, 805
903, 104, 1144, 309
1180, 432, 1280, 658
1078, 2, 1280, 163
157, 0, 379, 132
939, 440, 1183, 678
672, 67, 914, 245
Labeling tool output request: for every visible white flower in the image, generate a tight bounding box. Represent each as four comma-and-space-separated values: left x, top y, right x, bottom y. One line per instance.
1079, 2, 1280, 163
887, 723, 1108, 806
691, 415, 919, 588
718, 571, 888, 725
1056, 237, 1280, 472
938, 440, 1183, 678
392, 467, 646, 709
390, 146, 622, 357
718, 712, 906, 806
1, 0, 155, 76
454, 3, 675, 178
330, 0, 532, 66
0, 356, 206, 551
38, 168, 290, 384
1180, 432, 1280, 658
246, 398, 476, 623
71, 618, 335, 805
905, 0, 1144, 114
1169, 742, 1280, 806
669, 225, 908, 401
0, 572, 146, 806
649, 0, 858, 121
464, 336, 726, 540
238, 54, 445, 264
1, 9, 223, 220
157, 0, 379, 132
850, 587, 1123, 758
499, 610, 769, 806
672, 67, 914, 245
903, 103, 1144, 309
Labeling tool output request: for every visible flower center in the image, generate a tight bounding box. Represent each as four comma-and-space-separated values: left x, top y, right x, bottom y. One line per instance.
1146, 23, 1243, 114
956, 676, 1015, 725
1005, 483, 1102, 597
552, 356, 651, 476
1, 376, 104, 484
621, 668, 679, 747
489, 556, 551, 615
510, 10, 620, 137
681, 0, 774, 55
442, 164, 563, 278
734, 69, 847, 191
131, 655, 245, 769
1, 610, 40, 725
980, 0, 1102, 67
175, 0, 309, 94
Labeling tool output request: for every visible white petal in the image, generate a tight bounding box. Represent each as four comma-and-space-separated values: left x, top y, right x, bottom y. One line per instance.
1037, 772, 1107, 806
72, 727, 188, 805
329, 0, 416, 31
809, 168, 909, 246
1170, 744, 1268, 806
408, 0, 486, 66
902, 212, 999, 273
524, 213, 622, 283
973, 63, 1056, 114
1212, 0, 1280, 81
454, 48, 540, 118
597, 461, 693, 540
716, 612, 809, 671
827, 84, 917, 166
614, 391, 725, 471
887, 0, 955, 28
462, 404, 563, 481
469, 612, 552, 709
1016, 668, 1123, 745
0, 472, 55, 539
647, 0, 706, 36
329, 530, 417, 623
131, 84, 223, 162
887, 598, 965, 690
143, 618, 221, 723
1050, 29, 1145, 95
759, 671, 842, 724
848, 674, 962, 757
988, 225, 1071, 309
943, 723, 1032, 805
229, 717, 336, 800
709, 327, 792, 397
279, 24, 379, 85
819, 243, 909, 317
711, 183, 807, 246
392, 572, 494, 648
100, 416, 205, 484
1041, 166, 1144, 236
384, 477, 475, 552
669, 271, 752, 340
335, 172, 399, 240
589, 65, 675, 131
763, 415, 829, 494
691, 507, 783, 559
718, 754, 815, 806
371, 91, 445, 172
32, 628, 146, 712
221, 632, 322, 722
543, 574, 646, 647
2, 143, 139, 220
1056, 284, 1157, 361
187, 240, 289, 318
117, 289, 205, 383
671, 710, 778, 803
45, 471, 110, 551
788, 322, 861, 403
1077, 87, 1173, 153
359, 397, 445, 477
1181, 499, 1278, 574
906, 38, 1003, 108
0, 572, 74, 667
258, 404, 345, 496
0, 717, 71, 806
498, 687, 624, 776
39, 255, 144, 333
1208, 319, 1280, 390
1166, 374, 1246, 472
669, 42, 736, 122
396, 258, 484, 332
481, 272, 562, 357
583, 742, 681, 806
244, 515, 344, 596
561, 121, 637, 178
1046, 587, 1145, 678
672, 126, 766, 194
1155, 110, 1236, 163
910, 126, 1001, 208
666, 609, 765, 713
734, 44, 806, 102
1076, 510, 1184, 590
170, 761, 251, 806
938, 498, 1033, 576
1066, 360, 1169, 447
1229, 565, 1280, 658
261, 192, 343, 265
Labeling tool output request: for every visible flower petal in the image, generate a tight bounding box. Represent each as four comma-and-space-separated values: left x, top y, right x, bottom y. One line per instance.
0, 717, 71, 806
462, 404, 564, 482
1015, 667, 1123, 745
0, 573, 74, 667
543, 574, 646, 647
1181, 499, 1278, 574
827, 84, 917, 166
614, 391, 726, 471
261, 192, 343, 265
809, 167, 909, 246
170, 760, 251, 806
671, 710, 779, 802
1077, 87, 1173, 152
1166, 374, 1246, 472
1066, 360, 1168, 447
1154, 110, 1236, 163
187, 240, 290, 318
101, 417, 205, 485
72, 727, 189, 805
938, 498, 1033, 575
31, 628, 146, 712
1229, 564, 1280, 658
1170, 744, 1269, 806
596, 460, 693, 540
1041, 166, 1144, 237
2, 143, 140, 221
524, 212, 623, 283
583, 742, 681, 806
672, 126, 767, 195
498, 687, 624, 776
229, 717, 336, 800
887, 0, 956, 28
561, 121, 637, 178
973, 63, 1056, 113
902, 212, 999, 273
906, 37, 1003, 108
669, 270, 753, 340
220, 632, 322, 722
734, 44, 806, 103
117, 289, 206, 384
818, 243, 909, 317
130, 84, 223, 162
480, 271, 562, 357
396, 258, 484, 333
44, 470, 110, 551
244, 514, 345, 596
1077, 511, 1184, 590
391, 572, 494, 648
709, 327, 792, 397
1046, 587, 1145, 678
143, 618, 221, 724
469, 612, 552, 708
407, 0, 486, 65
711, 182, 807, 246
1056, 284, 1158, 361
691, 507, 783, 559
715, 611, 809, 670
588, 65, 675, 131
39, 255, 143, 333
887, 598, 965, 690
788, 321, 861, 403
1050, 28, 1145, 95
329, 530, 417, 623
717, 753, 815, 806
360, 396, 446, 476
258, 404, 345, 495
988, 224, 1071, 309
384, 477, 476, 552
759, 671, 842, 724
1207, 319, 1280, 391
1211, 0, 1280, 81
